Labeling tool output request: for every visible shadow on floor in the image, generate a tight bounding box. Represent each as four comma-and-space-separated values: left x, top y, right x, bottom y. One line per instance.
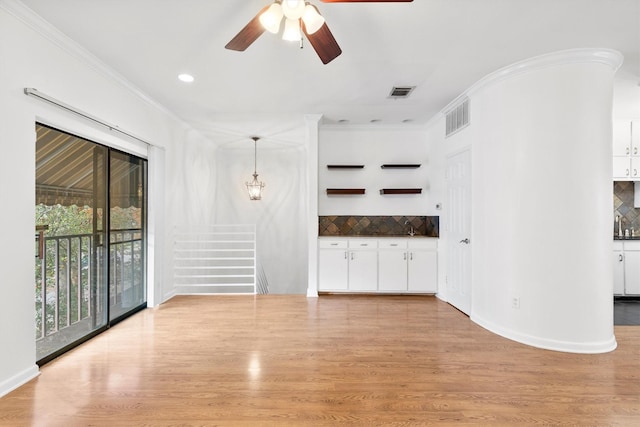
614, 297, 640, 325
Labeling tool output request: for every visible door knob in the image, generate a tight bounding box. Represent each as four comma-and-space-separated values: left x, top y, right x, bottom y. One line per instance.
459, 238, 470, 244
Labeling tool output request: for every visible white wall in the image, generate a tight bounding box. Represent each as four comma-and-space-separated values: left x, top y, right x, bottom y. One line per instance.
428, 49, 622, 353
211, 142, 309, 294
319, 126, 437, 216
0, 2, 201, 395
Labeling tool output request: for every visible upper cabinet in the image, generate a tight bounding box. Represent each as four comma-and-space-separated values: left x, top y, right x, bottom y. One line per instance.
613, 120, 640, 156
613, 120, 640, 179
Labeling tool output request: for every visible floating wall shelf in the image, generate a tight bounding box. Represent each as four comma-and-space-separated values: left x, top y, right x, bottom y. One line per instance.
379, 188, 422, 195
380, 164, 421, 169
326, 188, 366, 195
327, 164, 365, 169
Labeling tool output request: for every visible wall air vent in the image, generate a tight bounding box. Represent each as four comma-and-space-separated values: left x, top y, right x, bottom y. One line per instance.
389, 86, 416, 98
445, 98, 470, 137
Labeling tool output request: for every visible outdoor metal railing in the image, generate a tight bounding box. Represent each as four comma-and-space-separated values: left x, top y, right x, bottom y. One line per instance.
109, 229, 145, 318
35, 229, 143, 342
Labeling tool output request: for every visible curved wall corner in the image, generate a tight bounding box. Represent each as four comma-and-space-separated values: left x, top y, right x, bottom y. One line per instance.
467, 49, 622, 353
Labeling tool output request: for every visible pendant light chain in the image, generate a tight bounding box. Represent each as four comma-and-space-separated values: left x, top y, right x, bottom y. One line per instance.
253, 137, 258, 174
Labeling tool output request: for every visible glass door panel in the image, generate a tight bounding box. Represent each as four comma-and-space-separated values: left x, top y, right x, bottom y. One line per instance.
35, 124, 108, 362
109, 151, 146, 321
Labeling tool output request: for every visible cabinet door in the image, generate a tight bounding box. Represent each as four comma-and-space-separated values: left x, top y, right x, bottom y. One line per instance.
348, 250, 378, 291
613, 250, 625, 295
624, 250, 640, 295
632, 120, 640, 156
318, 249, 348, 291
378, 250, 408, 292
631, 157, 640, 179
613, 120, 632, 156
613, 156, 631, 179
408, 250, 438, 292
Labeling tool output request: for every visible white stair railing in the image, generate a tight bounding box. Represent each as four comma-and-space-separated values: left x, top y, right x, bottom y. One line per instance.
173, 225, 257, 294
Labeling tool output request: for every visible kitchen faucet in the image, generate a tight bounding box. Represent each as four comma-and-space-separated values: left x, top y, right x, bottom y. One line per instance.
404, 220, 416, 236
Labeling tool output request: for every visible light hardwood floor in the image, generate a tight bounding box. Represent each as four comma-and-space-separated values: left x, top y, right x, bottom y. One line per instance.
1, 295, 639, 426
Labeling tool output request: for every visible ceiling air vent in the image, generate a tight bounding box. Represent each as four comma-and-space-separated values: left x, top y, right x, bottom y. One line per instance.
445, 98, 470, 137
389, 86, 415, 99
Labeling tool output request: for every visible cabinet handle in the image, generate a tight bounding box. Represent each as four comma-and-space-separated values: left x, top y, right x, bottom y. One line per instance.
627, 147, 630, 155
390, 243, 398, 247
330, 243, 339, 246
351, 252, 354, 260
620, 254, 624, 262
344, 251, 348, 259
634, 169, 638, 176
410, 252, 414, 261
626, 168, 630, 176
404, 252, 407, 260
635, 147, 638, 155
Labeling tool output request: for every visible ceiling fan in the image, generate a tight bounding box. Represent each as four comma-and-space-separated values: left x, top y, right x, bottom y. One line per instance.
225, 0, 413, 65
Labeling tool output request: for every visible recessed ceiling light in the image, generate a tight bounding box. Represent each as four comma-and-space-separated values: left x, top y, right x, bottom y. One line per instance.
178, 73, 194, 83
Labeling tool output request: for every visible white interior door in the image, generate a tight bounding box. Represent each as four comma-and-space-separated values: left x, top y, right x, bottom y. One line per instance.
446, 149, 472, 315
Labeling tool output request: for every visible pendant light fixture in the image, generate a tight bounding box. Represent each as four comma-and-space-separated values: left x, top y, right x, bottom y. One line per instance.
246, 137, 265, 200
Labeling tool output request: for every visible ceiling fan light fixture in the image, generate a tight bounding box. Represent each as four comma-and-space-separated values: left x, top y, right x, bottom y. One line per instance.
282, 0, 306, 20
259, 2, 283, 34
302, 4, 325, 34
282, 18, 302, 41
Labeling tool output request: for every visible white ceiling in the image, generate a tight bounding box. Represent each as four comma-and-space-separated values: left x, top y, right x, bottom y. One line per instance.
17, 0, 640, 146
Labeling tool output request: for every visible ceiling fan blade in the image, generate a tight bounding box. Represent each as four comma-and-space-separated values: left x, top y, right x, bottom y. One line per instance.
303, 22, 342, 64
321, 0, 413, 3
225, 5, 270, 51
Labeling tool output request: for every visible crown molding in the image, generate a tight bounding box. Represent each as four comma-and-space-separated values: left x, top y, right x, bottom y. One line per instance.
0, 0, 182, 124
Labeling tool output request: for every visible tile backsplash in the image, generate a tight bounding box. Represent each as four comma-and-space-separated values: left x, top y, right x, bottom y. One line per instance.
319, 215, 439, 237
614, 181, 640, 237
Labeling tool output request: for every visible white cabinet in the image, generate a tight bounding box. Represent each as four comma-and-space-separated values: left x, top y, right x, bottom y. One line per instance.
347, 238, 378, 291
378, 239, 438, 293
318, 240, 348, 291
624, 247, 640, 295
318, 238, 377, 292
612, 120, 640, 179
612, 157, 640, 179
319, 237, 438, 294
408, 249, 438, 292
613, 241, 640, 296
348, 250, 378, 291
379, 240, 409, 292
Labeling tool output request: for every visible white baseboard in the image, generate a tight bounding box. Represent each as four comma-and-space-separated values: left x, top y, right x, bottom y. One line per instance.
0, 365, 39, 398
472, 313, 618, 354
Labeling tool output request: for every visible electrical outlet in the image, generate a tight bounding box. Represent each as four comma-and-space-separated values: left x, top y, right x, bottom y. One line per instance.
511, 297, 520, 309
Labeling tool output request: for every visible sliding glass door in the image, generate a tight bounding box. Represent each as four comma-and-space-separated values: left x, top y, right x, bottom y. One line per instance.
35, 124, 147, 364
109, 151, 146, 321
